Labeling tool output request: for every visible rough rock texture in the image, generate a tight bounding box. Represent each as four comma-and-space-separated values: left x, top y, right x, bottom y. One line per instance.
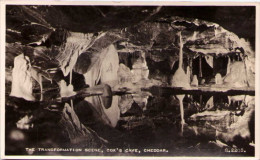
131, 52, 149, 83
82, 44, 119, 87
118, 63, 134, 84
100, 45, 119, 87
57, 32, 104, 77
216, 96, 255, 143
5, 6, 255, 89
118, 94, 134, 114
223, 61, 254, 87
10, 54, 35, 101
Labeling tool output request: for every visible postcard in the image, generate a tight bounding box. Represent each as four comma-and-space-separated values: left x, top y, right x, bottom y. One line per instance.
0, 1, 259, 159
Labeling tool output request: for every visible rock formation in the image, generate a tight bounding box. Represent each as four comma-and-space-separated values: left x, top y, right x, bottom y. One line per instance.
59, 80, 76, 97
118, 63, 134, 84
170, 33, 190, 88
100, 45, 119, 87
131, 51, 149, 83
83, 44, 119, 87
10, 54, 35, 101
223, 62, 249, 87
191, 75, 199, 87
215, 73, 223, 85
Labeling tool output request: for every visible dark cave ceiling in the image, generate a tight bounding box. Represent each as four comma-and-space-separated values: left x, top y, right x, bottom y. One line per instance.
6, 5, 255, 49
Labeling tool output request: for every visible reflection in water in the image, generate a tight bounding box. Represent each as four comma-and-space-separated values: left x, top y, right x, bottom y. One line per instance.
84, 95, 120, 128
5, 90, 255, 156
176, 94, 185, 136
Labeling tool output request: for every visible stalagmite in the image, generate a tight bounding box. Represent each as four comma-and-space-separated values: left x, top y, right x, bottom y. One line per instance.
10, 54, 35, 101
170, 32, 190, 88
191, 75, 199, 86
223, 62, 249, 87
215, 73, 223, 85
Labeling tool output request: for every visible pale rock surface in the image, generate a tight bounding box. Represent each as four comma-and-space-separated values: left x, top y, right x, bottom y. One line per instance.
191, 75, 199, 86
118, 63, 134, 84
119, 94, 134, 114
57, 32, 105, 77
171, 68, 190, 88
131, 52, 149, 83
170, 33, 190, 88
10, 54, 35, 101
100, 45, 119, 87
223, 62, 248, 87
84, 44, 119, 87
215, 73, 223, 85
59, 80, 76, 97
16, 115, 34, 130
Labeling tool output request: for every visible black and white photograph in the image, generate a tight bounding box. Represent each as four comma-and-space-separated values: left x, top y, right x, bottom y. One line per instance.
2, 2, 258, 158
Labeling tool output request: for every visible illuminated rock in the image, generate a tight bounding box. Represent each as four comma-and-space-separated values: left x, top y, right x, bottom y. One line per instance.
223, 62, 248, 87
170, 33, 190, 88
10, 54, 35, 101
119, 94, 134, 114
16, 115, 34, 130
215, 73, 223, 85
131, 52, 149, 83
59, 80, 76, 97
100, 44, 119, 87
118, 63, 134, 84
191, 75, 199, 86
84, 44, 119, 87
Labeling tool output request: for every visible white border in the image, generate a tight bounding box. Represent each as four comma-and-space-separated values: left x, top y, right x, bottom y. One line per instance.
0, 1, 259, 160
0, 1, 6, 160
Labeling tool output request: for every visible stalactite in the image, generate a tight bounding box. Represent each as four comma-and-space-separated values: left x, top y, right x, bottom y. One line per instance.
170, 32, 190, 88
199, 55, 202, 78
